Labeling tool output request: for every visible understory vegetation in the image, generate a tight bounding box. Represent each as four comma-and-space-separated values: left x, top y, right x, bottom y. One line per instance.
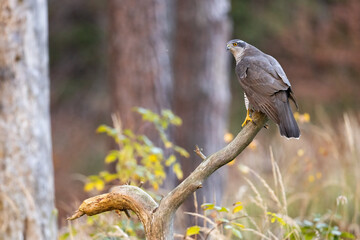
60, 110, 359, 240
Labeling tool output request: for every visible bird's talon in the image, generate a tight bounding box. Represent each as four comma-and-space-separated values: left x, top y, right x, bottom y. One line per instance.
241, 110, 253, 127
264, 124, 269, 129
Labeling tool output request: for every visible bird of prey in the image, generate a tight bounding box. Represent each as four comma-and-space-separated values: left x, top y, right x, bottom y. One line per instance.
226, 39, 300, 138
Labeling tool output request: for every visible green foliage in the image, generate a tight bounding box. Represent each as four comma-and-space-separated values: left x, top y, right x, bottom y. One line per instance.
84, 108, 187, 192
186, 225, 200, 236
297, 216, 355, 240
59, 108, 187, 239
183, 194, 355, 240
267, 212, 286, 226
181, 141, 358, 240
184, 202, 246, 239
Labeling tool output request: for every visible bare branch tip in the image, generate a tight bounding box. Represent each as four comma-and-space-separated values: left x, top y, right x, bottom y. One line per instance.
67, 210, 85, 221
194, 145, 206, 160
124, 209, 131, 219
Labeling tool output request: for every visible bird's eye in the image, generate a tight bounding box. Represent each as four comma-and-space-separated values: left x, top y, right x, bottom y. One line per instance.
233, 43, 238, 46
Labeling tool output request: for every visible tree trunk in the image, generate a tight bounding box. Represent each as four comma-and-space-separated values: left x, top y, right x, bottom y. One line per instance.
108, 0, 176, 189
109, 0, 173, 136
173, 0, 231, 213
0, 0, 55, 239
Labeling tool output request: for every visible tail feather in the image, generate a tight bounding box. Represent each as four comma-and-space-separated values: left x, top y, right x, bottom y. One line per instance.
275, 91, 300, 139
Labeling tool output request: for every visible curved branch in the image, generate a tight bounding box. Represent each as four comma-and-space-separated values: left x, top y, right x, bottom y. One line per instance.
67, 185, 158, 232
68, 112, 268, 239
156, 112, 267, 220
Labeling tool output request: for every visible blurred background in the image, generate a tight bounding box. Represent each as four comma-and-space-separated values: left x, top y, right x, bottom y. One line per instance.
48, 0, 360, 238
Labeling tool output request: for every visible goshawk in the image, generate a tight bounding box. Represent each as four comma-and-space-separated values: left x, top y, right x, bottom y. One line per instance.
227, 39, 300, 138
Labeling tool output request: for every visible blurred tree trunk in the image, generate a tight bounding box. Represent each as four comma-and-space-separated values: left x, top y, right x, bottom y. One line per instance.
0, 0, 56, 239
108, 0, 176, 189
173, 0, 231, 214
109, 0, 173, 137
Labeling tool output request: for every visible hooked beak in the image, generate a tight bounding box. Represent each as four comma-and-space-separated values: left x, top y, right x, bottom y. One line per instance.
226, 44, 231, 51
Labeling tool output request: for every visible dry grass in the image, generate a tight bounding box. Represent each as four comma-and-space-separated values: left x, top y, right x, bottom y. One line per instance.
59, 111, 360, 239
224, 111, 360, 239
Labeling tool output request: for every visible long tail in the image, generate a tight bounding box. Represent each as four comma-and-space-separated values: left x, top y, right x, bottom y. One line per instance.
275, 91, 300, 139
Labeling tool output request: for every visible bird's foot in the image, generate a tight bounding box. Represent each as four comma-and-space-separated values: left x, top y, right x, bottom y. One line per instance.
241, 110, 253, 127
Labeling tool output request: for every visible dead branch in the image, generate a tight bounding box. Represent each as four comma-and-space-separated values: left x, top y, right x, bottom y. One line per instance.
67, 185, 158, 237
68, 112, 268, 239
194, 145, 207, 160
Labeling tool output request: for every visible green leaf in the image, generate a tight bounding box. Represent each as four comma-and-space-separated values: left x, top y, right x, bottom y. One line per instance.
96, 125, 117, 137
316, 223, 327, 229
100, 172, 118, 182
123, 129, 135, 138
161, 109, 173, 118
340, 232, 355, 239
140, 135, 154, 146
165, 155, 176, 166
216, 206, 229, 213
218, 218, 229, 223
159, 119, 169, 129
94, 179, 105, 191
134, 107, 160, 123
331, 230, 341, 236
231, 228, 243, 239
150, 147, 163, 155
59, 232, 69, 240
224, 224, 233, 230
84, 182, 95, 192
201, 203, 215, 211
174, 146, 190, 158
161, 110, 182, 125
233, 205, 243, 213
171, 116, 182, 126
96, 124, 111, 133
186, 226, 200, 236
231, 222, 245, 229
173, 163, 183, 179
105, 150, 119, 163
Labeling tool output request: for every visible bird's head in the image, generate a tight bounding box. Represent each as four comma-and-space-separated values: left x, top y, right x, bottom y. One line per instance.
226, 39, 247, 59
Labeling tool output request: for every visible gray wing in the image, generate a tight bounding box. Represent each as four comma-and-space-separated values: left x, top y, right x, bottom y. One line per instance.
265, 54, 299, 109
235, 56, 289, 123
265, 54, 291, 87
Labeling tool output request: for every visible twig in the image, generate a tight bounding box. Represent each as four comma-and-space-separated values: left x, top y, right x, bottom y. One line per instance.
194, 145, 206, 160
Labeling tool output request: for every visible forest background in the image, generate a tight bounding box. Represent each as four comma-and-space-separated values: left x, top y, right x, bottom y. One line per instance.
0, 0, 359, 239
